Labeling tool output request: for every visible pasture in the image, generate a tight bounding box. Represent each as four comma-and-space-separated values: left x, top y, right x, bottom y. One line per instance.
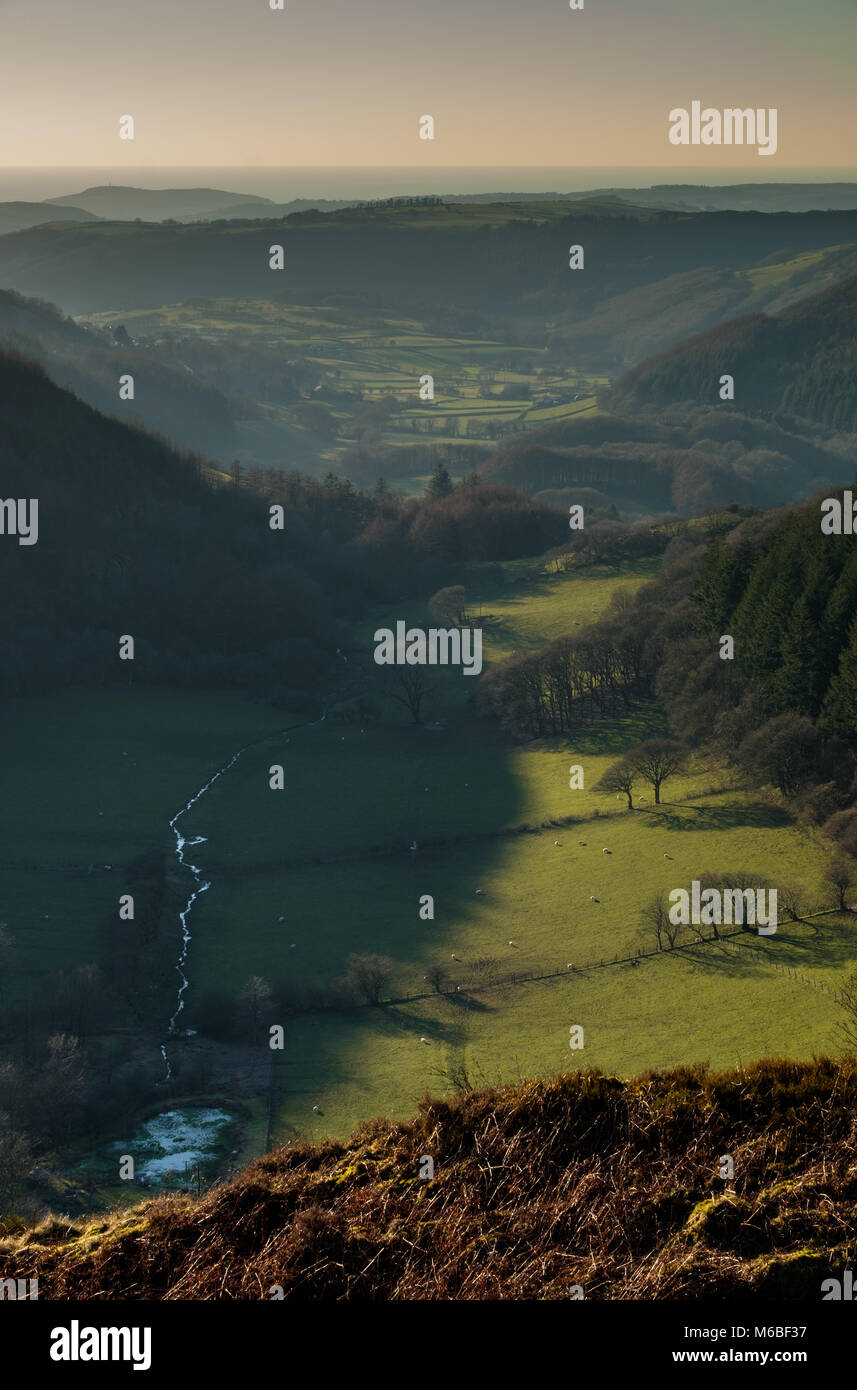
0, 556, 850, 1164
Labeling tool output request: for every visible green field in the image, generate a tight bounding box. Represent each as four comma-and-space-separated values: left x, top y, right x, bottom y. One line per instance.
3, 555, 851, 1174
83, 298, 605, 488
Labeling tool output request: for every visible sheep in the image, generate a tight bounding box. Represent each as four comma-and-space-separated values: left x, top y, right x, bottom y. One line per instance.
420, 1037, 429, 1045
312, 1105, 320, 1113
451, 953, 460, 961
554, 840, 562, 847
589, 895, 598, 902
602, 848, 611, 854
567, 963, 575, 970
474, 888, 485, 896
578, 840, 587, 846
663, 853, 672, 859
508, 940, 516, 947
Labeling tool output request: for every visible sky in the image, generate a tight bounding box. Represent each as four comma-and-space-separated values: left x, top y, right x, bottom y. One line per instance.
0, 0, 855, 171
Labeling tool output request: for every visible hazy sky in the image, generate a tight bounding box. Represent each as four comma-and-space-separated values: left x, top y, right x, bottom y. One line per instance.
1, 0, 854, 169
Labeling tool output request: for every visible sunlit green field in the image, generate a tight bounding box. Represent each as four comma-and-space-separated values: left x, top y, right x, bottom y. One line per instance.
83, 297, 605, 485
1, 556, 851, 1161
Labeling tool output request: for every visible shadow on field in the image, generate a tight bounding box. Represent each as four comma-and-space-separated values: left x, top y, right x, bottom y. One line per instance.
441, 991, 493, 1013
672, 941, 770, 980
380, 1004, 465, 1045
644, 801, 792, 832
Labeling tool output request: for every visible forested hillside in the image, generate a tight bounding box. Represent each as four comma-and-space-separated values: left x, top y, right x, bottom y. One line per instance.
0, 289, 235, 457
478, 407, 852, 514
613, 273, 857, 432
4, 205, 857, 317
0, 350, 565, 699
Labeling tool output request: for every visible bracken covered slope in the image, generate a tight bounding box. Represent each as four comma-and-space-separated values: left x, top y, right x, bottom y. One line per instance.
4, 1058, 857, 1300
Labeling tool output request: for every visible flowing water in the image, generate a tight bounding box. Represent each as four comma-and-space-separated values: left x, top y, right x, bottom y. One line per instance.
159, 712, 326, 1080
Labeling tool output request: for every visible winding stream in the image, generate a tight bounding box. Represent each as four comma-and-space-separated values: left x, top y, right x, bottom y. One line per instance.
159, 711, 326, 1081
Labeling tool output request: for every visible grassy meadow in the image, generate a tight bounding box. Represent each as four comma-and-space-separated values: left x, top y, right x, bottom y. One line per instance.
83, 297, 604, 488
3, 553, 850, 1174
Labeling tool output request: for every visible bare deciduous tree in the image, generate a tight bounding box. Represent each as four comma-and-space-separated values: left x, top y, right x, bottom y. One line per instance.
596, 758, 637, 810
342, 953, 393, 1005
640, 891, 682, 951
629, 739, 685, 805
386, 666, 436, 724
428, 585, 469, 628
825, 858, 854, 913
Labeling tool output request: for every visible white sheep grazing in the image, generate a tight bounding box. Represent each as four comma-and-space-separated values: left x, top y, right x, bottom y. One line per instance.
475, 888, 485, 896
508, 940, 516, 947
420, 1037, 429, 1044
312, 1105, 320, 1113
451, 953, 459, 960
602, 848, 611, 854
554, 840, 562, 846
567, 963, 574, 970
663, 853, 672, 859
589, 895, 598, 902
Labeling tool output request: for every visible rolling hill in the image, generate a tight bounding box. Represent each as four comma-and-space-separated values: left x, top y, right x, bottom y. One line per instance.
0, 202, 98, 235
3, 205, 857, 320
46, 185, 274, 222
0, 288, 235, 457
612, 272, 857, 433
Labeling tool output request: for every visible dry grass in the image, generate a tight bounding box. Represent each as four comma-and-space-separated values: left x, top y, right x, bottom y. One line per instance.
5, 1056, 857, 1300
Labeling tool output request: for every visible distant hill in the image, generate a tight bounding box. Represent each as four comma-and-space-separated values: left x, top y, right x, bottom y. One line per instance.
612, 272, 857, 433
571, 183, 857, 214
5, 1056, 855, 1299
0, 202, 97, 234
3, 205, 857, 318
0, 288, 235, 458
47, 185, 273, 222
